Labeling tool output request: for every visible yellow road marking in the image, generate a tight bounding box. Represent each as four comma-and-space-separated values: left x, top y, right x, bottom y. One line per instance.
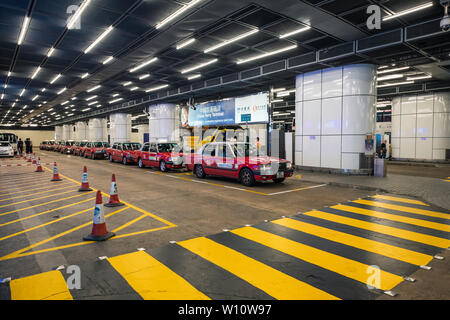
108, 251, 210, 300
0, 185, 74, 201
0, 182, 74, 197
0, 179, 64, 190
353, 199, 450, 220
10, 270, 73, 300
232, 226, 403, 290
332, 204, 450, 232
0, 206, 129, 261
0, 191, 95, 216
444, 180, 450, 182
0, 175, 53, 184
0, 197, 95, 228
370, 195, 429, 206
272, 218, 433, 266
0, 207, 93, 242
178, 237, 339, 300
112, 213, 147, 232
304, 210, 450, 249
0, 189, 77, 208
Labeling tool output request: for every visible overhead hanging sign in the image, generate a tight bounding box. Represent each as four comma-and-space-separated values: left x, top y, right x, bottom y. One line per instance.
187, 99, 235, 127
235, 92, 269, 124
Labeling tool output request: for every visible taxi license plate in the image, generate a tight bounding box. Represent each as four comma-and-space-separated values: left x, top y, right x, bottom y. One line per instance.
277, 171, 284, 178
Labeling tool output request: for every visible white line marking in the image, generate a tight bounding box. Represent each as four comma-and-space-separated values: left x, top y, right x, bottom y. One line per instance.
267, 184, 327, 196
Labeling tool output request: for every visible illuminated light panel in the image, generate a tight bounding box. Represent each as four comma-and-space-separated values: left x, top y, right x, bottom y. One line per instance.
20, 89, 26, 97
67, 0, 91, 29
61, 101, 69, 105
181, 59, 218, 74
57, 87, 67, 95
383, 2, 433, 21
50, 74, 62, 84
406, 75, 432, 81
377, 66, 410, 74
18, 16, 30, 45
376, 81, 414, 88
204, 29, 258, 53
271, 88, 286, 93
130, 57, 157, 73
84, 25, 114, 54
187, 74, 201, 80
82, 108, 91, 112
87, 85, 101, 92
176, 38, 195, 50
145, 84, 169, 92
279, 26, 311, 39
31, 67, 41, 79
47, 47, 55, 57
123, 81, 132, 87
86, 95, 97, 101
130, 87, 139, 91
109, 97, 123, 104
139, 74, 150, 80
103, 56, 114, 64
88, 101, 98, 106
155, 0, 205, 29
236, 44, 297, 64
31, 95, 39, 101
81, 73, 89, 79
377, 74, 404, 81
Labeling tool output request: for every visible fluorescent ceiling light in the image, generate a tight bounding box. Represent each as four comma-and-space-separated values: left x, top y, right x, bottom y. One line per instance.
31, 67, 41, 79
82, 108, 91, 112
18, 16, 30, 45
130, 87, 139, 91
50, 74, 62, 84
181, 59, 218, 74
277, 91, 291, 97
271, 99, 283, 103
377, 74, 404, 81
87, 85, 101, 92
3, 84, 7, 89
86, 95, 97, 101
279, 26, 311, 39
81, 73, 89, 79
61, 101, 69, 105
20, 89, 26, 97
57, 87, 67, 95
88, 101, 98, 106
129, 57, 157, 73
67, 0, 91, 29
383, 2, 433, 21
31, 95, 39, 101
187, 74, 201, 80
237, 44, 297, 64
155, 0, 204, 29
176, 38, 195, 50
96, 104, 102, 108
406, 75, 432, 81
139, 74, 150, 80
41, 88, 46, 92
112, 93, 119, 97
71, 97, 77, 100
123, 81, 132, 87
146, 84, 169, 92
109, 97, 123, 104
47, 47, 55, 57
0, 94, 4, 100
377, 66, 410, 74
271, 88, 286, 93
84, 25, 114, 54
7, 71, 11, 77
103, 56, 114, 64
376, 81, 414, 88
204, 29, 258, 53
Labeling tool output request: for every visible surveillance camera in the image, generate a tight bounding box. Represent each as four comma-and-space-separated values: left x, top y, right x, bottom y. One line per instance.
441, 1, 450, 32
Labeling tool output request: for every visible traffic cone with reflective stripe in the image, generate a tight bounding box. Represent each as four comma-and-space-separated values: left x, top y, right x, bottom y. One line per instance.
32, 153, 37, 165
51, 162, 62, 181
104, 174, 124, 207
27, 153, 32, 162
79, 166, 92, 191
23, 153, 27, 160
35, 157, 43, 172
83, 190, 115, 241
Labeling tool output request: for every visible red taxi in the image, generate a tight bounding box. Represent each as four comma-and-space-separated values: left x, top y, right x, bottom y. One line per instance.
54, 141, 65, 152
107, 142, 141, 165
61, 140, 76, 154
46, 140, 56, 151
136, 142, 184, 172
186, 142, 294, 187
74, 141, 89, 156
84, 142, 110, 160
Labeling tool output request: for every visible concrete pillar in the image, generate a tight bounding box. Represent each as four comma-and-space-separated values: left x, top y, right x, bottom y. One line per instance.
135, 124, 149, 144
55, 126, 62, 140
88, 118, 107, 141
62, 124, 73, 141
295, 64, 376, 171
110, 113, 131, 144
75, 121, 88, 141
392, 92, 450, 160
148, 103, 180, 143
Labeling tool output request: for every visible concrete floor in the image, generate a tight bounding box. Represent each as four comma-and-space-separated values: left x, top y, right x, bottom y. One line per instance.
0, 152, 448, 300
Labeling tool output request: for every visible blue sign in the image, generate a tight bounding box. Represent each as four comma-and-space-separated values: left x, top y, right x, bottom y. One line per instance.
241, 114, 251, 122
188, 99, 235, 126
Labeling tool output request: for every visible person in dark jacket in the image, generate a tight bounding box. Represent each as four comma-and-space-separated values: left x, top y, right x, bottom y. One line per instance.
17, 138, 24, 155
25, 138, 31, 154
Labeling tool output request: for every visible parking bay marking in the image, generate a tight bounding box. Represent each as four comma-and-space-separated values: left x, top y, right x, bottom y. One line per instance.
146, 171, 327, 196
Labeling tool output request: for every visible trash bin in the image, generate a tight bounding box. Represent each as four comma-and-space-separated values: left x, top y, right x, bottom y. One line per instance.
374, 158, 387, 177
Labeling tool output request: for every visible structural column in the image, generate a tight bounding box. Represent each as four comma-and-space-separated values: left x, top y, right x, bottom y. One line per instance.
391, 92, 450, 160
148, 103, 180, 143
295, 64, 376, 171
75, 121, 87, 141
88, 118, 108, 142
62, 124, 74, 141
55, 126, 62, 140
110, 113, 131, 144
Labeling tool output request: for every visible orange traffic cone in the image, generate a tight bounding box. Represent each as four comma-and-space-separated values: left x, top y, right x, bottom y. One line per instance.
83, 191, 115, 241
35, 157, 43, 172
32, 153, 37, 165
79, 166, 92, 192
51, 162, 62, 181
104, 174, 124, 207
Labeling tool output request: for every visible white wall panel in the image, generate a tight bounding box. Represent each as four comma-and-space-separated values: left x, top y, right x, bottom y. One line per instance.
343, 95, 374, 135
295, 101, 303, 134
302, 136, 321, 167
391, 115, 401, 138
434, 92, 450, 113
321, 135, 341, 168
433, 113, 450, 137
322, 67, 342, 98
392, 97, 401, 115
415, 138, 432, 160
416, 113, 433, 137
295, 135, 303, 152
342, 135, 365, 153
322, 97, 342, 135
303, 100, 321, 135
341, 153, 359, 170
400, 138, 416, 158
417, 94, 433, 114
303, 71, 322, 101
400, 114, 416, 137
401, 95, 417, 115
343, 64, 376, 96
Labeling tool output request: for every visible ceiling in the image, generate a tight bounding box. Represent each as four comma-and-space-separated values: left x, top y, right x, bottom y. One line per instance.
0, 0, 449, 127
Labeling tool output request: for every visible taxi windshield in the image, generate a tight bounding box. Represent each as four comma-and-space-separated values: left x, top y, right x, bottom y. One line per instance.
123, 143, 141, 150
80, 142, 87, 147
92, 142, 104, 148
232, 143, 259, 157
157, 143, 178, 153
66, 141, 75, 146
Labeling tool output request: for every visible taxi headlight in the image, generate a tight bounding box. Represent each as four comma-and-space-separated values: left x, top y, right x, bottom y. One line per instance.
286, 162, 292, 169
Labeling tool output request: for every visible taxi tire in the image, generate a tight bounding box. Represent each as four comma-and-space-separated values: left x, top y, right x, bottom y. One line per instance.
194, 165, 206, 179
138, 158, 145, 168
91, 153, 95, 160
109, 154, 114, 162
122, 157, 127, 165
240, 168, 255, 187
160, 160, 167, 172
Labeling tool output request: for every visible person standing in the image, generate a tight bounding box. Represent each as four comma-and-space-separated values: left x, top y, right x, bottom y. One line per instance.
25, 138, 31, 154
17, 138, 24, 155
380, 140, 387, 159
